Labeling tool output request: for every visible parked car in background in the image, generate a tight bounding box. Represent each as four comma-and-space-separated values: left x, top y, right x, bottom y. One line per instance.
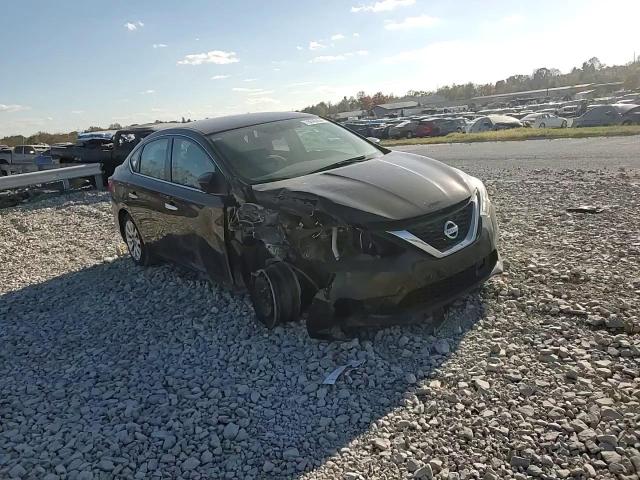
415, 118, 438, 137
432, 118, 466, 135
467, 115, 522, 133
32, 149, 55, 168
109, 112, 500, 338
53, 130, 116, 165
521, 113, 568, 128
50, 123, 183, 179
368, 120, 396, 139
388, 120, 418, 139
0, 145, 40, 165
415, 118, 467, 137
573, 105, 618, 127
557, 105, 582, 118
0, 144, 58, 174
343, 121, 373, 137
620, 104, 640, 125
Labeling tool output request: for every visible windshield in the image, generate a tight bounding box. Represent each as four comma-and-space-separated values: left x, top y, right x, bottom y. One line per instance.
208, 117, 384, 183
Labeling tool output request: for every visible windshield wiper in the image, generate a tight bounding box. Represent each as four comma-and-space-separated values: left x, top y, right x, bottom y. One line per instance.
307, 155, 370, 175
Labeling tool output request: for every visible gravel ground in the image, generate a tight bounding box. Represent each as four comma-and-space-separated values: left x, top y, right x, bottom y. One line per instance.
1, 142, 639, 480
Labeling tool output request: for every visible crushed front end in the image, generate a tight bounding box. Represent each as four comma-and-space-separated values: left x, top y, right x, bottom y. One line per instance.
229, 172, 500, 338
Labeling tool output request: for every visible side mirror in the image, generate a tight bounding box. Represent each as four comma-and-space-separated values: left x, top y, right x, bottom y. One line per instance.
197, 171, 228, 195
366, 137, 381, 144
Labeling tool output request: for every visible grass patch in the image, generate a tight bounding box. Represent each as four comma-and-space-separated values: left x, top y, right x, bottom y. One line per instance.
381, 125, 640, 147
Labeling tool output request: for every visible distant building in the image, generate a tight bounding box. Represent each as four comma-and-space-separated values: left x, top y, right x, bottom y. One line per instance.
371, 101, 418, 118
414, 94, 449, 106
470, 82, 623, 107
333, 110, 368, 121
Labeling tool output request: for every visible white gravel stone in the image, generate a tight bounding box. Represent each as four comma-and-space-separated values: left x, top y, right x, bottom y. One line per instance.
1, 162, 639, 480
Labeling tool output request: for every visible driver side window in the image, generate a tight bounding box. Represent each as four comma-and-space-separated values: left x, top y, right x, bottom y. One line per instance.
171, 138, 216, 189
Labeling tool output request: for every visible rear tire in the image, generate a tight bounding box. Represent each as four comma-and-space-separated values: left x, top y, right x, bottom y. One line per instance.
122, 213, 153, 266
250, 262, 301, 328
539, 122, 546, 128
561, 120, 568, 128
406, 131, 413, 139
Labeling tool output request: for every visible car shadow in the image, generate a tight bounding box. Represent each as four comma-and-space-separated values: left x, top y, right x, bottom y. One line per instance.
0, 257, 489, 479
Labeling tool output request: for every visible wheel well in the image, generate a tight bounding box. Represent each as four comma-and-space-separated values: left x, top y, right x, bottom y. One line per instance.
117, 209, 129, 240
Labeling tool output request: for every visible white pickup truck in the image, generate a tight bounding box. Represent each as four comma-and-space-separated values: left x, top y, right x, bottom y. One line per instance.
0, 144, 54, 174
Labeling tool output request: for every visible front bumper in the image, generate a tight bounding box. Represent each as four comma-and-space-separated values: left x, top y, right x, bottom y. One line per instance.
306, 207, 500, 337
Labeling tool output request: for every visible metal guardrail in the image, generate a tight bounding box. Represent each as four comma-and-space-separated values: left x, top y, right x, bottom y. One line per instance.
0, 164, 104, 191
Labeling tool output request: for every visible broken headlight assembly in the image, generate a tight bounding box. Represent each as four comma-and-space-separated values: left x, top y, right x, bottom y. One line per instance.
353, 229, 404, 257
297, 226, 402, 262
327, 226, 403, 260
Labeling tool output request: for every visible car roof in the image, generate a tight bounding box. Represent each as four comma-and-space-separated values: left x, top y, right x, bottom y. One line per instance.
167, 111, 315, 135
613, 103, 640, 113
486, 114, 521, 123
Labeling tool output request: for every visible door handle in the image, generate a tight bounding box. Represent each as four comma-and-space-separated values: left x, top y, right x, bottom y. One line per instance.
164, 202, 178, 211
128, 192, 138, 199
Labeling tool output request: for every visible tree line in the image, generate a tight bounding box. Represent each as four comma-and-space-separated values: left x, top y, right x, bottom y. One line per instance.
2, 57, 639, 146
300, 57, 640, 117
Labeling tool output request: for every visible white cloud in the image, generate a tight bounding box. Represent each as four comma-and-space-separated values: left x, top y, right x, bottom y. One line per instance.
177, 50, 239, 65
310, 55, 346, 63
288, 81, 315, 87
296, 46, 303, 51
232, 87, 264, 93
211, 75, 230, 80
384, 15, 441, 30
308, 41, 326, 50
153, 43, 168, 48
140, 89, 155, 94
502, 14, 525, 25
331, 33, 346, 41
70, 110, 84, 114
243, 78, 258, 82
124, 20, 144, 31
0, 104, 29, 113
248, 90, 274, 96
353, 32, 360, 37
310, 50, 368, 63
351, 0, 415, 13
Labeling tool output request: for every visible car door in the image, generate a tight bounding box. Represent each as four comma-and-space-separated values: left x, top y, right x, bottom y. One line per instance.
21, 146, 37, 165
127, 137, 175, 258
10, 146, 22, 164
162, 135, 232, 284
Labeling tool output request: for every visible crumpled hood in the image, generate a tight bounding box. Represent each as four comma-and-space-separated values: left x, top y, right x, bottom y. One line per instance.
252, 151, 473, 225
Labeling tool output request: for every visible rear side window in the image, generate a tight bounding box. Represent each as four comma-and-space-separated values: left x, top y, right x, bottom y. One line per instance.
139, 139, 169, 180
14, 147, 23, 154
171, 138, 215, 189
129, 149, 141, 172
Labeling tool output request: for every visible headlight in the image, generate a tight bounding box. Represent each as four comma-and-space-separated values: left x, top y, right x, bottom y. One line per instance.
465, 175, 491, 216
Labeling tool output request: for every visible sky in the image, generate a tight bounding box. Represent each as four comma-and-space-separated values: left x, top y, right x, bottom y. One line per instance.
1, 0, 639, 136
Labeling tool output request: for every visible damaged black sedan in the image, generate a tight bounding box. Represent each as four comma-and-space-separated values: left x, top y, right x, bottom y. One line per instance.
109, 112, 501, 338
